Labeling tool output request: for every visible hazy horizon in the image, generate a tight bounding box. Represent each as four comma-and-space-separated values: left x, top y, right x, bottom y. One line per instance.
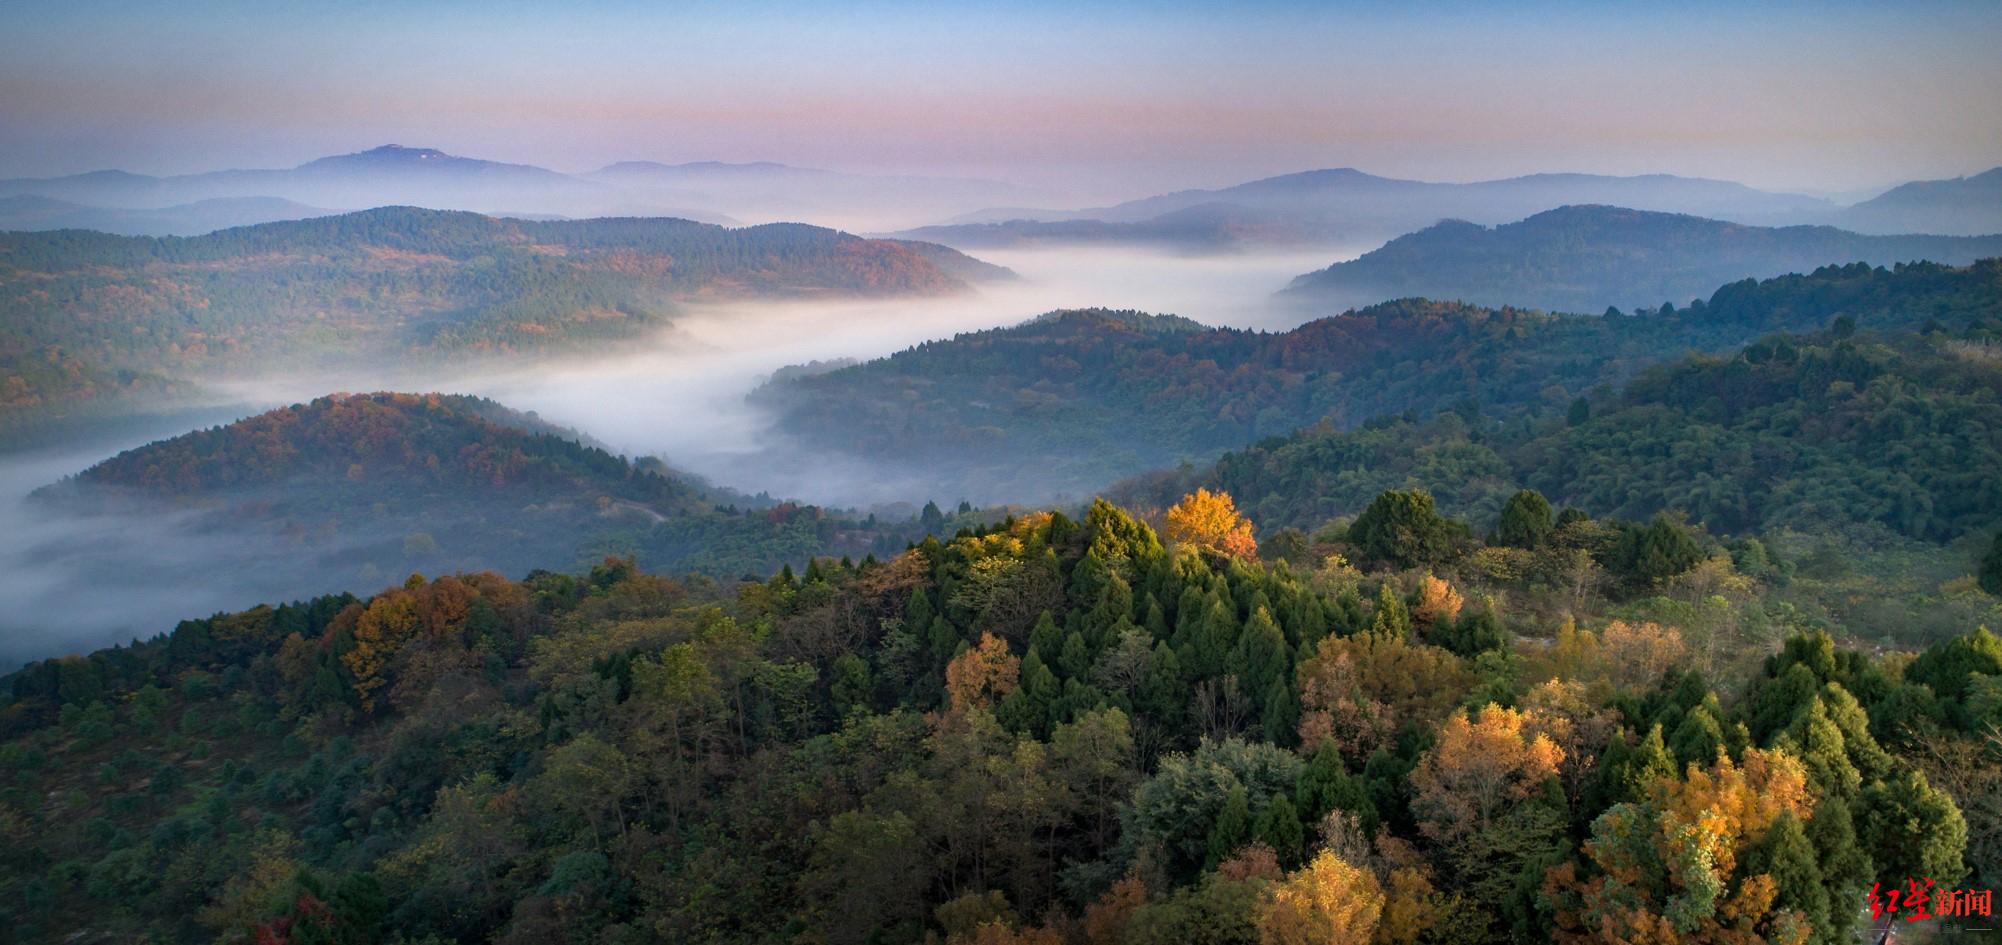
4, 0, 2000, 203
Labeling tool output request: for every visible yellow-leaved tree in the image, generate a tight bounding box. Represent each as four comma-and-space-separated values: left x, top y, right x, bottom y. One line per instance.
1408, 703, 1566, 844
1258, 849, 1385, 945
1165, 488, 1258, 560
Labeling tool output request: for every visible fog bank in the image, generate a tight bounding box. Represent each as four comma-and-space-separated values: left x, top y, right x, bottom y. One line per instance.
0, 245, 1363, 665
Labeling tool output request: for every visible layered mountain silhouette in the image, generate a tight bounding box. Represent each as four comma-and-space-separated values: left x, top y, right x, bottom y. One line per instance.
904, 166, 2002, 252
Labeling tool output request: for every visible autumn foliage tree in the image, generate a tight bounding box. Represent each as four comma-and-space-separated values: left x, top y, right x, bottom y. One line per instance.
1410, 704, 1565, 844
1257, 850, 1384, 945
1165, 489, 1258, 561
1545, 748, 1817, 945
946, 632, 1022, 713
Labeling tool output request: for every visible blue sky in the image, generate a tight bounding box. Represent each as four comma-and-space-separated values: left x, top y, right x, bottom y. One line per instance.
2, 0, 1998, 198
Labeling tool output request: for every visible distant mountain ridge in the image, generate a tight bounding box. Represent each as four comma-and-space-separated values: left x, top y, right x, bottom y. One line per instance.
0, 194, 338, 237
0, 145, 1032, 233
909, 165, 2002, 252
1837, 167, 2002, 236
904, 166, 1844, 251
1281, 204, 2002, 313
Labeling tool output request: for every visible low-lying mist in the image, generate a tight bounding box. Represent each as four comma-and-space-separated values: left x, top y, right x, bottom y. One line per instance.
0, 244, 1366, 666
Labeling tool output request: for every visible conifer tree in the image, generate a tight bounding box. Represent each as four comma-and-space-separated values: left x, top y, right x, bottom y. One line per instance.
1207, 787, 1252, 869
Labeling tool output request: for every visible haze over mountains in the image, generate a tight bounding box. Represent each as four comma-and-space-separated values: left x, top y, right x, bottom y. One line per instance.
902, 165, 2002, 252
0, 145, 1032, 234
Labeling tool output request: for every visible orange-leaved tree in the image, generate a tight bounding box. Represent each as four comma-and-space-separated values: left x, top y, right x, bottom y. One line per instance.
945, 632, 1021, 713
1165, 488, 1258, 560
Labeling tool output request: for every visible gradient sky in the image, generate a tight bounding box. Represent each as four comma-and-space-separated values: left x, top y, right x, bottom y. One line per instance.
2, 0, 1999, 201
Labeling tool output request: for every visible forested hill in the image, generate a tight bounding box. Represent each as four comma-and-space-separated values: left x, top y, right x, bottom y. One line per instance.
0, 207, 1008, 433
67, 392, 698, 507
1118, 318, 2002, 546
1280, 205, 2002, 314
754, 260, 2002, 501
1, 494, 1993, 943
31, 393, 959, 621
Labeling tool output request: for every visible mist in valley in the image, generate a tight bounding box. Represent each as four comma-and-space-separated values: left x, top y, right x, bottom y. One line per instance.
0, 243, 1362, 665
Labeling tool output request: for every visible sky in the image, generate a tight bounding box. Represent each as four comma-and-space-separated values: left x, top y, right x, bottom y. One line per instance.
1, 0, 1999, 201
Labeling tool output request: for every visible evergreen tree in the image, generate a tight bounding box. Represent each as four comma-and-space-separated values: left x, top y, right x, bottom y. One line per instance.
1207, 787, 1252, 869
1255, 793, 1306, 868
1982, 529, 2002, 596
1614, 513, 1703, 587
1368, 584, 1411, 640
1189, 596, 1239, 679
1232, 608, 1289, 709
1777, 699, 1861, 803
1806, 799, 1871, 945
1028, 611, 1063, 662
1567, 396, 1592, 426
1139, 642, 1187, 729
1261, 675, 1298, 748
1296, 742, 1377, 833
1745, 810, 1829, 943
1494, 489, 1555, 549
1348, 489, 1462, 569
1857, 769, 1969, 885
1669, 701, 1725, 767
1620, 724, 1678, 803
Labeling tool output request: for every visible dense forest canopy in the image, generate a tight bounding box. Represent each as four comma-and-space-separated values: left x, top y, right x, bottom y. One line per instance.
0, 207, 1007, 433
1, 492, 1994, 943
1279, 205, 2002, 314
1111, 320, 2002, 547
756, 260, 2002, 500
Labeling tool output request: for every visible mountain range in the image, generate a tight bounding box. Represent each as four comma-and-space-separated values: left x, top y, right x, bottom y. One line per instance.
1280, 204, 2002, 313
0, 145, 1029, 234
9, 147, 1998, 247
901, 165, 2002, 252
